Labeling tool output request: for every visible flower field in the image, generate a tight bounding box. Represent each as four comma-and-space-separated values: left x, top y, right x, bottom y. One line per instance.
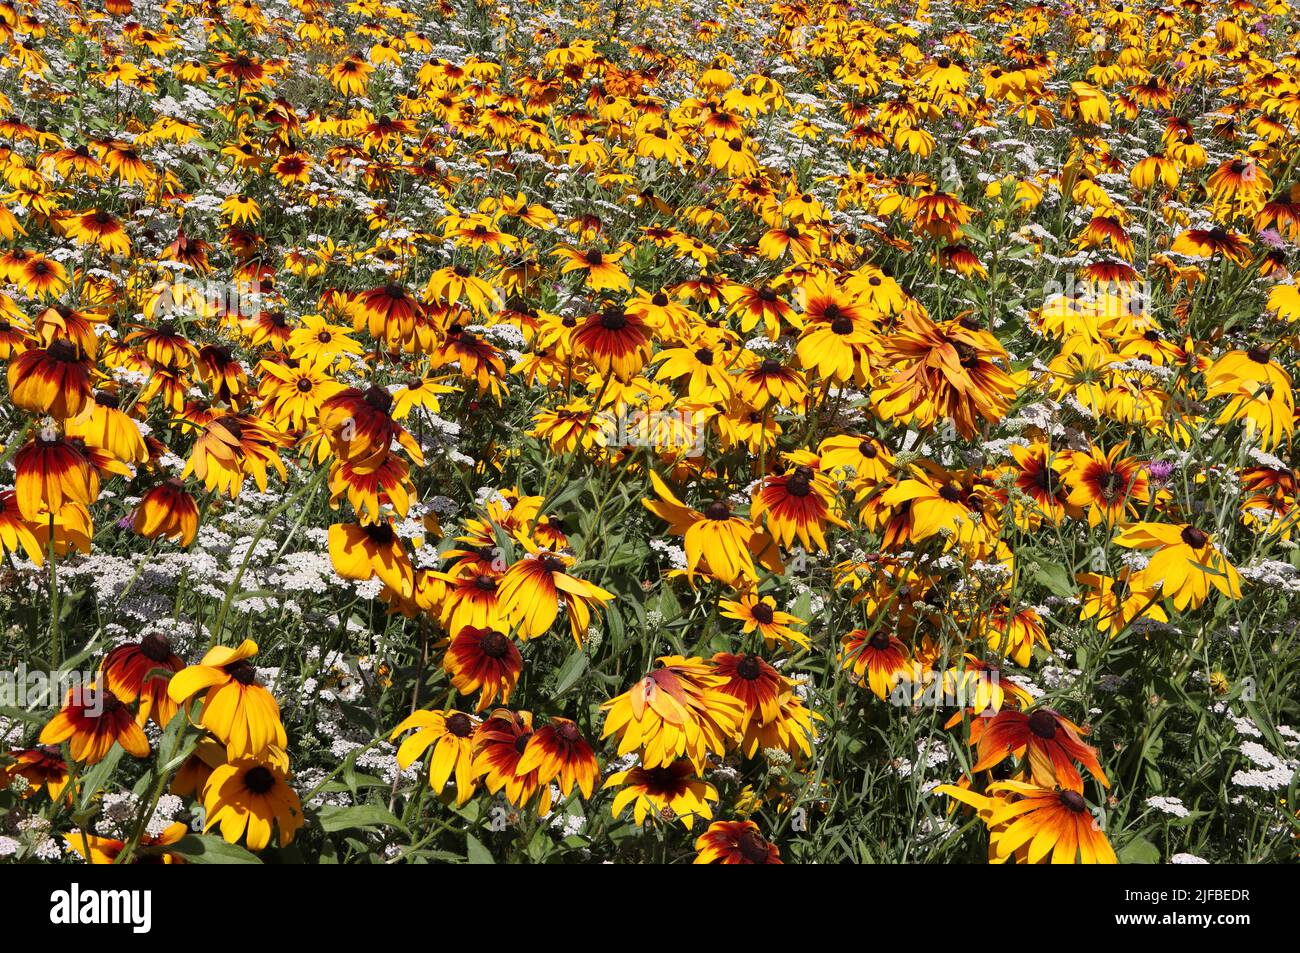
0, 0, 1297, 867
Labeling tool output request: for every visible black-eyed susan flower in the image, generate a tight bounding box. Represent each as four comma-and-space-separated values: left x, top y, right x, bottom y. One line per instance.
840, 628, 913, 700
132, 479, 199, 546
1077, 569, 1168, 635
694, 819, 782, 864
444, 626, 521, 711
472, 708, 551, 812
0, 489, 43, 564
605, 760, 718, 829
553, 244, 631, 292
495, 541, 614, 642
65, 823, 189, 864
391, 709, 479, 804
600, 655, 743, 770
1113, 522, 1242, 610
328, 520, 415, 598
516, 717, 599, 800
719, 594, 809, 649
642, 470, 761, 585
7, 338, 95, 419
167, 640, 288, 759
202, 757, 303, 851
1, 745, 69, 801
972, 707, 1109, 792
101, 633, 184, 727
39, 685, 150, 765
752, 463, 847, 552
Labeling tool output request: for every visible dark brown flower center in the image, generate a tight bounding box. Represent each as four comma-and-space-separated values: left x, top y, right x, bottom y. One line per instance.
225, 660, 257, 686
736, 829, 771, 862
479, 630, 510, 659
47, 339, 79, 362
363, 384, 393, 412
736, 654, 763, 680
785, 468, 813, 497
446, 713, 473, 737
1181, 525, 1208, 548
244, 766, 275, 795
364, 523, 396, 545
1058, 790, 1087, 813
139, 633, 173, 663
1028, 709, 1058, 739
703, 500, 731, 520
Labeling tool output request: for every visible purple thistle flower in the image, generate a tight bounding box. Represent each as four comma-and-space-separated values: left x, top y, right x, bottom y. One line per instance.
1146, 459, 1175, 486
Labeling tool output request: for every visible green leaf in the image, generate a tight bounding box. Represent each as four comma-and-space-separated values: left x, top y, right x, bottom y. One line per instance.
1028, 559, 1075, 598
1118, 836, 1161, 864
553, 643, 590, 696
316, 804, 407, 836
466, 833, 494, 864
165, 834, 263, 864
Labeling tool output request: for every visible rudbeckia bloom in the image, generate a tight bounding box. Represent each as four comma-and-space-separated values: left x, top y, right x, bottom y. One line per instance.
516, 717, 599, 800
65, 823, 189, 864
969, 781, 1116, 864
553, 245, 631, 292
132, 479, 200, 546
572, 302, 654, 379
605, 760, 719, 829
751, 463, 847, 552
972, 707, 1109, 792
694, 819, 783, 864
1077, 569, 1168, 635
63, 390, 147, 464
167, 640, 288, 759
472, 708, 551, 812
1, 745, 69, 801
719, 594, 809, 649
839, 629, 913, 700
495, 542, 614, 642
878, 312, 1016, 439
0, 489, 43, 565
101, 633, 184, 727
444, 626, 522, 710
14, 434, 99, 522
601, 655, 744, 771
1064, 443, 1150, 526
328, 521, 415, 598
642, 471, 761, 585
390, 709, 479, 804
1113, 522, 1242, 610
316, 384, 424, 472
203, 758, 303, 851
39, 685, 150, 764
736, 355, 808, 409
7, 338, 95, 419
182, 414, 290, 498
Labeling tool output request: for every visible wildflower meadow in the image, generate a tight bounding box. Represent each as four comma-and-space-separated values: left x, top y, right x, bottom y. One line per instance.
0, 0, 1296, 871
